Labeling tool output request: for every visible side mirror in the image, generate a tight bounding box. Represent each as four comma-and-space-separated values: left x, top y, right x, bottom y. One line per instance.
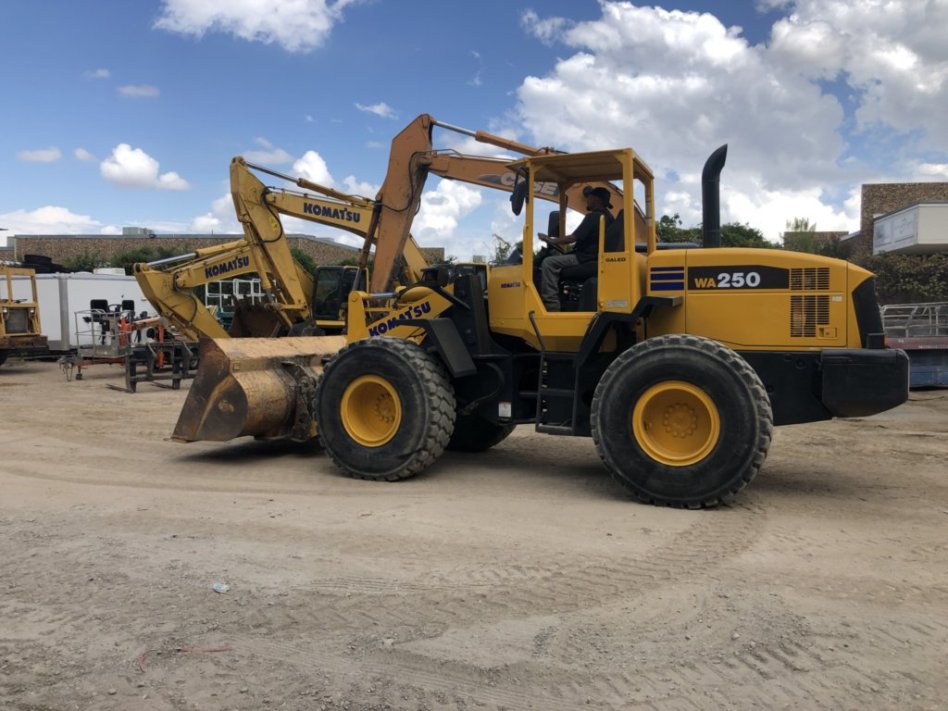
547, 210, 560, 239
510, 173, 529, 216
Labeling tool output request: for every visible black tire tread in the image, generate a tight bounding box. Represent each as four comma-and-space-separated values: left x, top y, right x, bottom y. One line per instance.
591, 334, 773, 509
317, 338, 456, 482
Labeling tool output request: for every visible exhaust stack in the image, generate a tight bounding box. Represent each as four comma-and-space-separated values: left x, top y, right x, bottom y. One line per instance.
701, 145, 728, 248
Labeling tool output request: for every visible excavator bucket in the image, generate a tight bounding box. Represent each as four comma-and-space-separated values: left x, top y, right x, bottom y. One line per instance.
173, 336, 347, 443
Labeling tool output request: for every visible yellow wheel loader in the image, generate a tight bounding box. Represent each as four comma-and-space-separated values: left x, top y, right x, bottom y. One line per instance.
0, 265, 47, 367
172, 133, 908, 507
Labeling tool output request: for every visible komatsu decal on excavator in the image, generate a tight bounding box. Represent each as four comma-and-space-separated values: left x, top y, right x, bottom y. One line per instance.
205, 255, 250, 279
367, 300, 433, 336
303, 203, 362, 223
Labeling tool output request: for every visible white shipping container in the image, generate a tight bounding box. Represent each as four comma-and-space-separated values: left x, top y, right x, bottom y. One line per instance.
11, 272, 153, 351
873, 202, 948, 255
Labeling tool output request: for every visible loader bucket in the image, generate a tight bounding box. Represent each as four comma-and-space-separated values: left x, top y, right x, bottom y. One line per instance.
173, 336, 347, 443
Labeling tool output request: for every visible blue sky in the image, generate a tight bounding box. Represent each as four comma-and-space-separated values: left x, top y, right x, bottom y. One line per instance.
2, 0, 947, 258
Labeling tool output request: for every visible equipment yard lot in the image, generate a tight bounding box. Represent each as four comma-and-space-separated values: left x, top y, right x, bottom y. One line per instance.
1, 362, 945, 710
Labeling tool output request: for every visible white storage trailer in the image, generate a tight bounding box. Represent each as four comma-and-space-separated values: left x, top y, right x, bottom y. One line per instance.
11, 272, 152, 352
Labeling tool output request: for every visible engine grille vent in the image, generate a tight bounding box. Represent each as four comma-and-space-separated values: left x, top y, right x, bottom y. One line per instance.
791, 295, 830, 338
790, 267, 830, 291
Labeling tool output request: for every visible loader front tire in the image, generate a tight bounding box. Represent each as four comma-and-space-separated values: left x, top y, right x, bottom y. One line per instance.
591, 335, 773, 508
315, 338, 456, 481
447, 415, 515, 452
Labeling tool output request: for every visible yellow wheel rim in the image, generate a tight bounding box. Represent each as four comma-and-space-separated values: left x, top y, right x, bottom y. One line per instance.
632, 381, 720, 467
340, 375, 402, 447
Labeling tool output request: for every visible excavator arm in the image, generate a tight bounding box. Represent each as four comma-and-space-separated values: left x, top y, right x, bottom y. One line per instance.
365, 114, 644, 291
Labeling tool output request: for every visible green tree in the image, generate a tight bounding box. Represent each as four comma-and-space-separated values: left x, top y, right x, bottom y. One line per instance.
64, 250, 108, 272
657, 213, 700, 243
720, 223, 773, 248
785, 217, 817, 233
854, 253, 948, 304
491, 233, 515, 262
290, 247, 319, 275
109, 245, 182, 274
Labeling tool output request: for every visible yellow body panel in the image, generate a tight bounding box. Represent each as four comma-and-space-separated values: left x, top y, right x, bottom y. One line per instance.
645, 248, 858, 351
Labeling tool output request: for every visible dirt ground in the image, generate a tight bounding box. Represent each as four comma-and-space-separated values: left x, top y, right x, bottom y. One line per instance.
0, 360, 945, 711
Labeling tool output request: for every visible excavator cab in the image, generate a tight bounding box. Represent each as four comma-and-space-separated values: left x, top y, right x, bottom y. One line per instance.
310, 265, 366, 326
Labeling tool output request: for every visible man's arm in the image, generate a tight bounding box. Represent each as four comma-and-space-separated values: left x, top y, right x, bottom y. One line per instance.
539, 212, 600, 246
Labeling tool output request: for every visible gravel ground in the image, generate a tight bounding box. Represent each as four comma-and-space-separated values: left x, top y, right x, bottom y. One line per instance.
1, 360, 945, 710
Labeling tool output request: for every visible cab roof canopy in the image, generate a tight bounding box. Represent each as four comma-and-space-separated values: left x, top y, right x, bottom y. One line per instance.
508, 148, 654, 187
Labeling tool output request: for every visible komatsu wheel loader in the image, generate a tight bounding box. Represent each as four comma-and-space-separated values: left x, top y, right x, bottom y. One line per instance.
172, 127, 908, 507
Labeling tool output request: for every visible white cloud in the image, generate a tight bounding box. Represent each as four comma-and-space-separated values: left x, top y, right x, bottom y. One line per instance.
243, 137, 293, 164
190, 193, 241, 233
413, 179, 483, 244
74, 148, 95, 162
84, 68, 111, 80
768, 0, 948, 146
292, 150, 334, 186
157, 172, 189, 190
100, 144, 190, 191
513, 1, 948, 240
910, 162, 948, 180
0, 206, 101, 235
723, 178, 857, 240
117, 85, 160, 98
154, 0, 357, 53
341, 175, 378, 197
521, 9, 571, 46
355, 101, 397, 119
17, 147, 61, 163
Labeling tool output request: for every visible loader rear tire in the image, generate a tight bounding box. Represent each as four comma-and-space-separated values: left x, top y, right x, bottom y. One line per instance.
315, 338, 456, 481
0, 351, 8, 367
591, 334, 772, 508
447, 415, 515, 452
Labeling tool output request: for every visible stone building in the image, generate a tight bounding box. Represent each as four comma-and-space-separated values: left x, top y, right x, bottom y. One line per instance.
6, 233, 444, 269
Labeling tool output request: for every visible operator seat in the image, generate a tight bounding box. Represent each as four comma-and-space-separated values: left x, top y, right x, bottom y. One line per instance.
559, 210, 625, 311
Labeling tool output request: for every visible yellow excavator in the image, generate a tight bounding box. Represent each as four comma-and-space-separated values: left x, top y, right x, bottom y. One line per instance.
173, 120, 910, 507
133, 158, 418, 340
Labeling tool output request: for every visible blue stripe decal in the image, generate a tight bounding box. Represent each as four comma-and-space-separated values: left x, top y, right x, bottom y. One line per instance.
650, 272, 686, 281
650, 266, 685, 272
651, 282, 684, 291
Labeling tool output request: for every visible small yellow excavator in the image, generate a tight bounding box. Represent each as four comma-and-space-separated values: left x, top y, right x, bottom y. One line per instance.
0, 265, 47, 367
133, 157, 411, 341
171, 119, 909, 507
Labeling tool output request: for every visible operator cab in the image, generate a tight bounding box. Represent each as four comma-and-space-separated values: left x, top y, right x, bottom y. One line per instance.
501, 149, 655, 318
482, 149, 658, 350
